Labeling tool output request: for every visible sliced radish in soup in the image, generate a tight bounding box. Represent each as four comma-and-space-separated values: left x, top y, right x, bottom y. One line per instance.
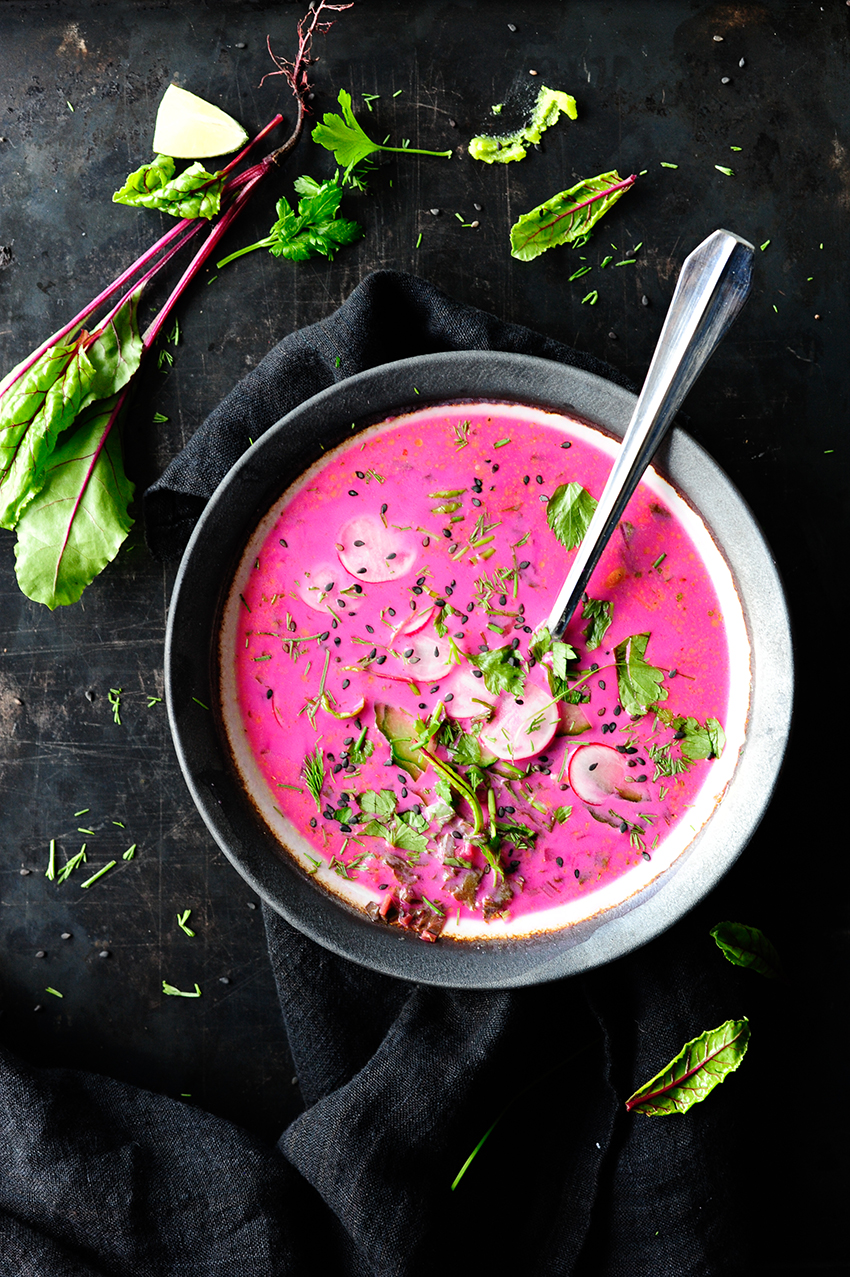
391, 630, 460, 682
478, 681, 558, 761
568, 743, 644, 805
296, 563, 357, 615
337, 516, 417, 582
442, 666, 497, 719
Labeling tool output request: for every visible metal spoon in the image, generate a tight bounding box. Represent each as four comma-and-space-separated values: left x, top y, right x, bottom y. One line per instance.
546, 228, 754, 640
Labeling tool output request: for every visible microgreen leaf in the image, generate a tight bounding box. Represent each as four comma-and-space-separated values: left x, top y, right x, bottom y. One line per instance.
546, 482, 598, 551
467, 646, 526, 696
614, 633, 667, 717
710, 922, 782, 979
510, 171, 637, 262
217, 175, 362, 268
311, 89, 451, 178
113, 154, 228, 220
625, 1019, 750, 1115
162, 981, 202, 998
582, 596, 613, 650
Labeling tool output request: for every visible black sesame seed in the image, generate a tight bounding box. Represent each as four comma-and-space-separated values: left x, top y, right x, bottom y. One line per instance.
536, 475, 543, 484
348, 489, 359, 496
590, 662, 599, 671
492, 463, 499, 473
445, 586, 454, 596
614, 705, 622, 715
430, 685, 439, 694
397, 774, 406, 785
413, 585, 423, 595
422, 536, 430, 547
574, 868, 580, 878
454, 631, 465, 639
588, 762, 598, 772
442, 528, 452, 538
387, 552, 397, 560
523, 475, 530, 485
340, 823, 352, 833
518, 560, 530, 570
561, 441, 572, 449
555, 856, 564, 868
642, 851, 651, 862
472, 670, 483, 678
467, 603, 475, 612
451, 830, 463, 840
511, 637, 520, 649
419, 702, 427, 709
355, 470, 365, 479
353, 539, 365, 547
388, 607, 396, 616
403, 648, 414, 658
319, 631, 330, 641
523, 625, 532, 634
515, 698, 524, 706
353, 584, 363, 593
435, 598, 445, 608
381, 504, 388, 515
334, 637, 341, 647
368, 648, 377, 659
357, 567, 367, 574
598, 679, 606, 690
444, 693, 454, 702
279, 538, 288, 547
636, 774, 648, 784
266, 688, 273, 699
365, 624, 374, 634
376, 654, 387, 665
498, 593, 507, 605
342, 679, 350, 689
472, 498, 482, 506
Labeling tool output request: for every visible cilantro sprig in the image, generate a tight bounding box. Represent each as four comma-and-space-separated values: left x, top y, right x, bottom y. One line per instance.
217, 175, 362, 268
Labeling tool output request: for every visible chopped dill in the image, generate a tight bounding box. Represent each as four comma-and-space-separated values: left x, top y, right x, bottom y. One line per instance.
303, 744, 325, 811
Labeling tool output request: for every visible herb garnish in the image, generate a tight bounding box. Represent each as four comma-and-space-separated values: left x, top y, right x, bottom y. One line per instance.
546, 482, 598, 550
581, 596, 613, 650
469, 86, 577, 164
80, 860, 117, 888
216, 175, 362, 268
162, 981, 202, 998
467, 646, 526, 696
108, 687, 122, 725
302, 744, 326, 811
614, 633, 667, 717
177, 909, 196, 937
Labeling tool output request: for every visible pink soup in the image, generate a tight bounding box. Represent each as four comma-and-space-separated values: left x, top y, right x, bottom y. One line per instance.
219, 404, 745, 942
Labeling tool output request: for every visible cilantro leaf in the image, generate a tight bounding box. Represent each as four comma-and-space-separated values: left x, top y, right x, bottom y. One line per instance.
582, 597, 613, 650
614, 633, 668, 717
434, 776, 453, 806
216, 176, 362, 269
450, 731, 482, 767
546, 482, 598, 551
468, 646, 526, 696
550, 640, 578, 681
677, 716, 726, 761
311, 89, 452, 179
529, 626, 553, 661
510, 171, 636, 261
113, 155, 227, 220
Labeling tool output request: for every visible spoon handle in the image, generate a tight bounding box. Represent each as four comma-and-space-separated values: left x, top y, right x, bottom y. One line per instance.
547, 227, 754, 640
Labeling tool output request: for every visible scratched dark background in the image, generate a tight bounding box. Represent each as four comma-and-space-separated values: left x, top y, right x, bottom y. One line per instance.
0, 2, 847, 1272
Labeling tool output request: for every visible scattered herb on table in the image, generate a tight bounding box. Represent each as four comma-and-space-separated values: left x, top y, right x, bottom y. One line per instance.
108, 687, 122, 724
122, 844, 137, 861
625, 1018, 750, 1114
162, 981, 202, 998
56, 846, 87, 884
80, 860, 117, 888
216, 175, 362, 267
710, 921, 782, 979
45, 838, 56, 881
312, 88, 452, 181
45, 987, 63, 998
509, 171, 637, 262
177, 909, 196, 937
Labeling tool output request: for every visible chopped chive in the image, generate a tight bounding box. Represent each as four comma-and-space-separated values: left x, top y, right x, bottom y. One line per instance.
581, 290, 599, 305
147, 696, 162, 707
45, 987, 63, 998
414, 387, 420, 395
77, 827, 95, 835
162, 981, 202, 998
493, 438, 511, 448
760, 239, 770, 251
614, 259, 636, 266
107, 687, 122, 725
122, 844, 137, 861
80, 860, 117, 889
730, 145, 742, 151
416, 232, 422, 247
660, 161, 678, 168
112, 821, 125, 827
600, 255, 613, 268
177, 909, 196, 938
207, 275, 217, 285
67, 101, 74, 112
239, 594, 251, 612
393, 88, 403, 97
192, 697, 210, 710
772, 304, 778, 313
152, 411, 169, 423
568, 265, 592, 280
715, 165, 734, 176
652, 553, 666, 570
45, 839, 56, 881
74, 809, 90, 816
632, 242, 643, 252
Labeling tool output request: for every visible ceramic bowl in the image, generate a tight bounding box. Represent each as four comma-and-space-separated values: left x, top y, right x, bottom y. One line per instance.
165, 351, 792, 987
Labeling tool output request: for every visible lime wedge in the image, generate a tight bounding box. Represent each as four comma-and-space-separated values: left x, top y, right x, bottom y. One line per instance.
152, 85, 248, 158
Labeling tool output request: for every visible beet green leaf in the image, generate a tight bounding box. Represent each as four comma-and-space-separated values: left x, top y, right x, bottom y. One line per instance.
546, 481, 597, 551
112, 154, 228, 220
0, 292, 142, 531
14, 391, 134, 608
510, 171, 636, 262
710, 922, 782, 979
625, 1018, 750, 1115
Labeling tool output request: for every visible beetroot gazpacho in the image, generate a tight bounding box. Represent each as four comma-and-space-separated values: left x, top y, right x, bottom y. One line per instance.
218, 403, 749, 942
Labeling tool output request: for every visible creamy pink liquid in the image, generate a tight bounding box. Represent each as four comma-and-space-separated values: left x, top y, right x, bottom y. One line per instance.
222, 405, 731, 939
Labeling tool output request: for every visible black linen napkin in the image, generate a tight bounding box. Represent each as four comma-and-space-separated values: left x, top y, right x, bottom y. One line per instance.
1, 272, 753, 1276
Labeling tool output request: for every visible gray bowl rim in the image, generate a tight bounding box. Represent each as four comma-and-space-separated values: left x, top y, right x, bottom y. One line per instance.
165, 350, 793, 989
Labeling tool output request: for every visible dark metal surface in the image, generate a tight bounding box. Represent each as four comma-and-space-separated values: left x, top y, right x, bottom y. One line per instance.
1, 1, 846, 1266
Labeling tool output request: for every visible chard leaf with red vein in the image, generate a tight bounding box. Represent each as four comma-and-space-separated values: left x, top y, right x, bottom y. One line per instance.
625, 1018, 750, 1115
13, 391, 134, 608
0, 292, 142, 531
710, 921, 782, 979
113, 154, 228, 221
546, 481, 597, 551
614, 632, 668, 717
510, 171, 637, 262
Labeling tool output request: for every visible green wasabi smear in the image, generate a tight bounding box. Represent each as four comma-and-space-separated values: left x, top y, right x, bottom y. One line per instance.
469, 87, 577, 164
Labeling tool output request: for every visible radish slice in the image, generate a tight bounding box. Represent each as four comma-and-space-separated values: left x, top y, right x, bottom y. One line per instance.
557, 701, 592, 736
296, 563, 357, 615
568, 744, 644, 806
392, 604, 436, 638
478, 680, 559, 761
442, 666, 496, 719
391, 630, 459, 682
337, 516, 417, 583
